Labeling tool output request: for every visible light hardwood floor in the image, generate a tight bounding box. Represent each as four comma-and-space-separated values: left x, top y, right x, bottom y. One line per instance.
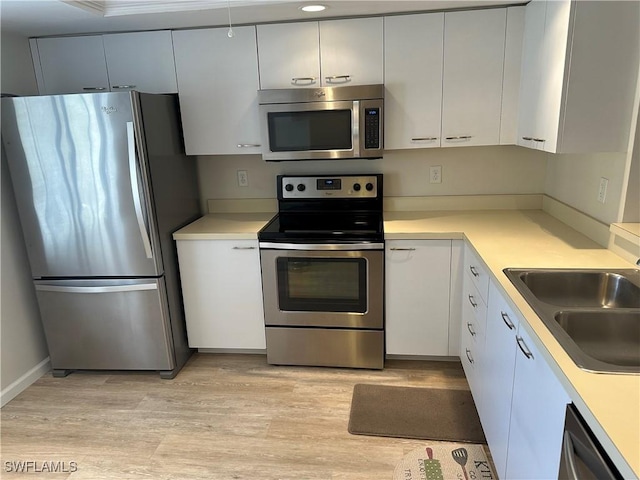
1, 354, 475, 479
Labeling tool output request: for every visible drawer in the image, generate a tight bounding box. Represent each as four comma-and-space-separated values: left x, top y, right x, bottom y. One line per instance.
464, 245, 490, 303
463, 272, 488, 335
461, 329, 482, 408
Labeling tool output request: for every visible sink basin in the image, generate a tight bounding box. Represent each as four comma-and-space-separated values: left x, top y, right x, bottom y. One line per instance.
504, 268, 640, 374
517, 271, 640, 308
555, 310, 640, 369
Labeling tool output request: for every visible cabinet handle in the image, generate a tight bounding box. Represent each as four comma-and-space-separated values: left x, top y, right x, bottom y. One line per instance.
522, 136, 534, 141
532, 138, 545, 143
82, 87, 107, 91
291, 77, 316, 85
112, 85, 136, 89
501, 311, 515, 330
233, 246, 256, 250
469, 265, 480, 278
516, 335, 534, 359
411, 137, 438, 142
465, 348, 474, 364
467, 322, 476, 337
468, 294, 478, 309
445, 136, 472, 140
237, 144, 261, 148
325, 75, 351, 83
389, 247, 416, 251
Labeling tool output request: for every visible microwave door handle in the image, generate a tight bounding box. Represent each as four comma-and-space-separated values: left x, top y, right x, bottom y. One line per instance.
353, 100, 360, 157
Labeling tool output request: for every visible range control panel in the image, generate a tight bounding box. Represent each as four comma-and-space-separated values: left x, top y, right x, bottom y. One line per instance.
280, 175, 379, 199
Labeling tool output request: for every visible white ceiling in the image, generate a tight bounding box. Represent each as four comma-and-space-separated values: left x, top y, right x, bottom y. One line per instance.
1, 0, 524, 38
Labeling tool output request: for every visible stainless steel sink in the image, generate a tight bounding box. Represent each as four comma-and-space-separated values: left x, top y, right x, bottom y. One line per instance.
516, 270, 640, 308
504, 268, 640, 374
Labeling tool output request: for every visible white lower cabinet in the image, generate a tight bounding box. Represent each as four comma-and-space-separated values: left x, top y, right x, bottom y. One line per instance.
505, 324, 570, 479
480, 279, 570, 480
385, 240, 451, 356
175, 239, 266, 350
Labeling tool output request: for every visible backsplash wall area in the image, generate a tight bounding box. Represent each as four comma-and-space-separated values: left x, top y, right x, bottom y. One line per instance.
196, 145, 548, 209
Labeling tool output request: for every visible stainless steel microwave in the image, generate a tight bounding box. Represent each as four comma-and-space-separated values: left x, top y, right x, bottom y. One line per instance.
258, 84, 384, 162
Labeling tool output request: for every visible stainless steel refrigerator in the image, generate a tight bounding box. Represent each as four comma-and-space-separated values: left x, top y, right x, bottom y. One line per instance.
1, 92, 200, 378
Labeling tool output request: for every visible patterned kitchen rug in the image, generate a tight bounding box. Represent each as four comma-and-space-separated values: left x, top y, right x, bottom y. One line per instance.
394, 443, 495, 480
348, 384, 486, 443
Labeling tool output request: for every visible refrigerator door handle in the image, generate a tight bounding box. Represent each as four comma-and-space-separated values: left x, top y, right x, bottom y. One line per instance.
35, 283, 159, 294
126, 121, 153, 259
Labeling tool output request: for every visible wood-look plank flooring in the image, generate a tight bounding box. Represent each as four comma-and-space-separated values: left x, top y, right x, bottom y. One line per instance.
1, 354, 478, 479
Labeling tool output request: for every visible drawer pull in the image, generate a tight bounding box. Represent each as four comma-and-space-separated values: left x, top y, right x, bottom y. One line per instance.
233, 246, 256, 250
465, 348, 474, 364
237, 144, 261, 148
467, 322, 476, 337
411, 137, 438, 142
501, 311, 515, 330
445, 135, 472, 140
469, 265, 480, 277
82, 87, 107, 91
522, 136, 534, 141
389, 247, 416, 251
468, 294, 478, 309
516, 335, 534, 359
291, 77, 317, 85
325, 75, 351, 83
112, 85, 136, 89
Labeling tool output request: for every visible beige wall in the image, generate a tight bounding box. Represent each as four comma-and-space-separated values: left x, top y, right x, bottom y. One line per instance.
197, 145, 548, 210
544, 151, 629, 225
1, 32, 49, 403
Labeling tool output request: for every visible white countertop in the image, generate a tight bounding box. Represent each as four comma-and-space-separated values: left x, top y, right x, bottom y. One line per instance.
172, 213, 275, 240
174, 209, 640, 478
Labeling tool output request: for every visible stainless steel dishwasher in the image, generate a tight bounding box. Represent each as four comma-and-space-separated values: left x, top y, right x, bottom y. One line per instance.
558, 404, 623, 480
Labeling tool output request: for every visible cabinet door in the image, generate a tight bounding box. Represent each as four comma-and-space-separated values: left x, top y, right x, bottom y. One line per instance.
505, 325, 570, 480
537, 0, 572, 153
172, 27, 261, 155
103, 31, 178, 93
35, 36, 109, 94
442, 9, 506, 147
319, 17, 383, 86
176, 239, 266, 350
384, 13, 443, 149
500, 6, 525, 145
481, 281, 520, 480
516, 0, 546, 149
257, 22, 321, 89
385, 240, 451, 356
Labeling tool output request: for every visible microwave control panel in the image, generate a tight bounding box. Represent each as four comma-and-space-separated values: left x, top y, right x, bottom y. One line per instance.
363, 108, 380, 149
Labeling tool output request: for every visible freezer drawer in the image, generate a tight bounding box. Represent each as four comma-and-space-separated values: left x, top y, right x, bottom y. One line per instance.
34, 278, 174, 372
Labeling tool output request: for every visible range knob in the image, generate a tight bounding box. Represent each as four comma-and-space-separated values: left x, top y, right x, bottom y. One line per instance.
297, 183, 306, 192
366, 183, 374, 192
284, 184, 294, 192
353, 183, 361, 192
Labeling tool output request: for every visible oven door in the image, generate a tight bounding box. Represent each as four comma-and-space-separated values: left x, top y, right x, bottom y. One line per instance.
259, 244, 384, 329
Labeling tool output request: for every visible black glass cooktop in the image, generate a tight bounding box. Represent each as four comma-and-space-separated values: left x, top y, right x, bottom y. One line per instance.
258, 212, 383, 243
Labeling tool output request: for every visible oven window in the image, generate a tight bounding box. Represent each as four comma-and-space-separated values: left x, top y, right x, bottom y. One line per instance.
268, 110, 352, 151
276, 257, 367, 313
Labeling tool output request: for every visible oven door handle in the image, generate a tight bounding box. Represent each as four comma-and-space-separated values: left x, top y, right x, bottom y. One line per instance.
258, 242, 384, 251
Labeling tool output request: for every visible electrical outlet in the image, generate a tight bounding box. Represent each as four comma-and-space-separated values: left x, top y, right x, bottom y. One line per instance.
429, 166, 442, 184
237, 170, 249, 187
597, 177, 608, 204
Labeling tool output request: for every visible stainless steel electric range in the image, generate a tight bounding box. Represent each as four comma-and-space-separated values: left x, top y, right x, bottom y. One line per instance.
258, 174, 384, 369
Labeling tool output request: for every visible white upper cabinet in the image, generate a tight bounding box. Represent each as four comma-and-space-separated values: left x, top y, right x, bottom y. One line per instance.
102, 31, 178, 93
384, 13, 444, 150
442, 8, 507, 147
257, 17, 382, 89
517, 0, 640, 153
500, 6, 526, 145
257, 22, 321, 89
172, 26, 262, 156
33, 31, 178, 95
34, 36, 109, 94
319, 17, 383, 86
